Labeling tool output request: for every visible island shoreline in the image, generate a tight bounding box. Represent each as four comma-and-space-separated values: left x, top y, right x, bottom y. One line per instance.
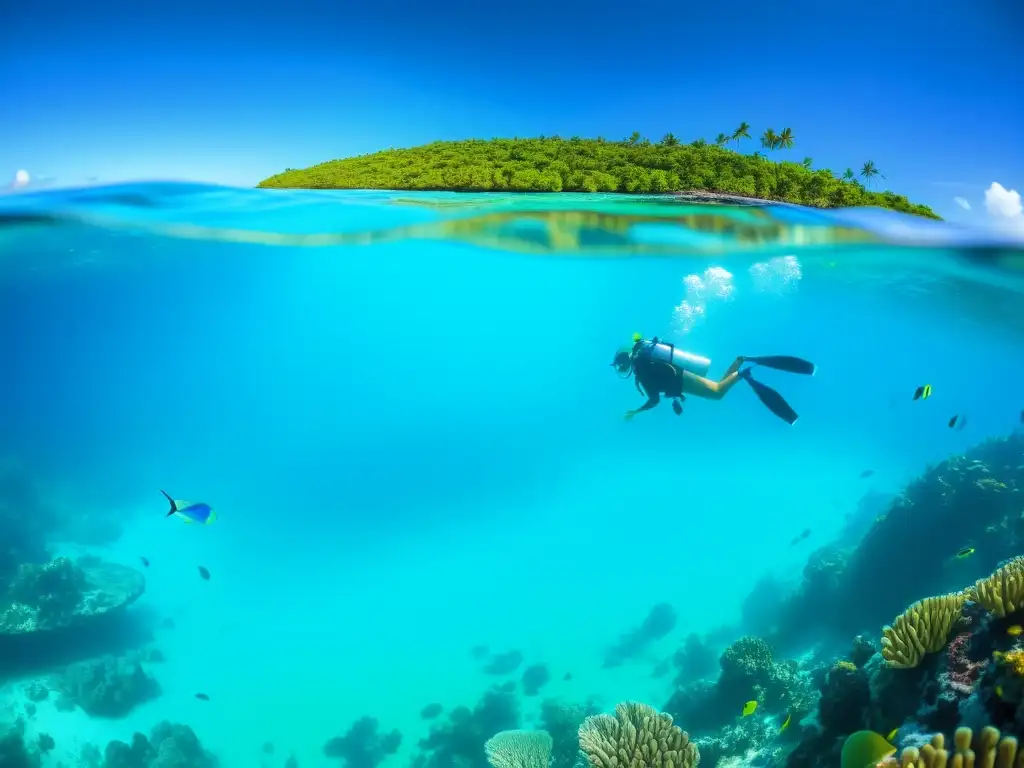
257, 136, 938, 219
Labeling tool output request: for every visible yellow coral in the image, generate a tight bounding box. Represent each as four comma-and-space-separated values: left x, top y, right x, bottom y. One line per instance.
880, 592, 968, 669
973, 557, 1024, 618
997, 649, 1024, 677
884, 727, 1023, 768
894, 733, 946, 768
578, 701, 699, 768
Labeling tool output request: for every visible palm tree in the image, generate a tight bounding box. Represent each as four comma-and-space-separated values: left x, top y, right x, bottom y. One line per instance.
860, 161, 885, 187
760, 129, 780, 155
777, 127, 795, 153
715, 133, 730, 146
732, 122, 752, 149
802, 157, 813, 170
842, 168, 856, 182
625, 131, 642, 145
691, 138, 708, 147
661, 133, 680, 147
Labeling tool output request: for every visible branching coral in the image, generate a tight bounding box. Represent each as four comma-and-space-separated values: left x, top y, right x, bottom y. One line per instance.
578, 702, 699, 768
880, 592, 968, 669
484, 730, 553, 768
891, 726, 1021, 768
971, 557, 1024, 618
720, 637, 773, 683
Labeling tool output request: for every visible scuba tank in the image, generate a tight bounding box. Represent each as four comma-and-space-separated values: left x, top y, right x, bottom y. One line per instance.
633, 336, 711, 377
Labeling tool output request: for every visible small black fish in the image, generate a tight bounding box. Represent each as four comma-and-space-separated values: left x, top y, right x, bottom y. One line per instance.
790, 528, 812, 546
198, 566, 210, 581
913, 384, 932, 401
948, 414, 966, 431
195, 693, 210, 701
859, 469, 875, 479
140, 557, 150, 568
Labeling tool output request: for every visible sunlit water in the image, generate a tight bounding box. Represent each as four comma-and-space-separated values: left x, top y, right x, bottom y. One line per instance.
1, 185, 1023, 767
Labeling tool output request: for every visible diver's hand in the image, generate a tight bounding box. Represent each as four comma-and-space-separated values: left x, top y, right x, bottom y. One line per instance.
623, 410, 637, 421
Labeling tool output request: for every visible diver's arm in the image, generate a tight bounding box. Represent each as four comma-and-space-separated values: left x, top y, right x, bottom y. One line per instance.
634, 395, 661, 412
625, 392, 660, 419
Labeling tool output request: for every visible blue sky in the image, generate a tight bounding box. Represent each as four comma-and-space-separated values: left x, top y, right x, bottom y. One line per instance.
1, 0, 1022, 222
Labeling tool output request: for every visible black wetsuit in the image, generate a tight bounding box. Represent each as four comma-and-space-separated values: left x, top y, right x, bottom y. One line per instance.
632, 354, 685, 414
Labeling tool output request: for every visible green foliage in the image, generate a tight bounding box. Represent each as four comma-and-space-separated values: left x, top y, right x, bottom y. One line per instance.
258, 137, 938, 219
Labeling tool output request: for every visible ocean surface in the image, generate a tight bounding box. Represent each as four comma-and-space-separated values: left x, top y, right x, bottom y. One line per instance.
1, 184, 1023, 768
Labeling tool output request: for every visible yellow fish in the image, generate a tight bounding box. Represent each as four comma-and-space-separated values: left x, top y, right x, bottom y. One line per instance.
886, 728, 898, 742
780, 713, 791, 732
742, 700, 758, 717
954, 547, 975, 559
995, 685, 1004, 698
912, 384, 932, 401
1008, 625, 1022, 637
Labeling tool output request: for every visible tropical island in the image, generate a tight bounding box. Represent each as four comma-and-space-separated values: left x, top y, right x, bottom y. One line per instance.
258, 125, 939, 219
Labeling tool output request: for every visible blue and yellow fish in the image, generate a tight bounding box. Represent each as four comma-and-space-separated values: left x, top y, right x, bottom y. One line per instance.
160, 489, 216, 525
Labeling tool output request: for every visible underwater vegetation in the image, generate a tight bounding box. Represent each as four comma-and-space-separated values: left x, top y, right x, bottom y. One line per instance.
2, 419, 1024, 765
256, 136, 938, 218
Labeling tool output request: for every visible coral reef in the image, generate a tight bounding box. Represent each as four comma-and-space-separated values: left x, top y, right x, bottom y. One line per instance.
665, 634, 816, 739
6, 557, 85, 630
761, 433, 1024, 649
578, 701, 698, 768
672, 633, 718, 686
0, 720, 43, 768
880, 593, 969, 669
412, 683, 520, 768
972, 557, 1024, 617
324, 717, 401, 768
55, 651, 161, 717
0, 555, 145, 635
93, 721, 218, 768
484, 730, 553, 768
521, 663, 551, 697
540, 698, 601, 768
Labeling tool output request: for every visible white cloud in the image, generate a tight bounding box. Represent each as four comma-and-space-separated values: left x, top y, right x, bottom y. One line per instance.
953, 196, 971, 210
12, 169, 29, 188
985, 182, 1022, 219
983, 182, 1024, 236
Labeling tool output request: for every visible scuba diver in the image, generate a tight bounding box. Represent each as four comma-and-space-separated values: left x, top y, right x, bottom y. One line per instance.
611, 334, 816, 425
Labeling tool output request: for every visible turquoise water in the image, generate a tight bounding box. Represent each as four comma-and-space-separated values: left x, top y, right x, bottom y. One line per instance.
1, 185, 1023, 767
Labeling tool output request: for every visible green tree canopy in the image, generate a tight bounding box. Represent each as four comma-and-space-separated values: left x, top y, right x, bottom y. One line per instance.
257, 137, 937, 218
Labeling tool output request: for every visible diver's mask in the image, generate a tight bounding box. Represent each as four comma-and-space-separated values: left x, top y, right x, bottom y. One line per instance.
611, 348, 634, 378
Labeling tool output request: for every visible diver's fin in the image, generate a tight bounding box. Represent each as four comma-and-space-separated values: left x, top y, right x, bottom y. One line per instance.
159, 489, 178, 516
742, 372, 800, 425
743, 355, 816, 376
